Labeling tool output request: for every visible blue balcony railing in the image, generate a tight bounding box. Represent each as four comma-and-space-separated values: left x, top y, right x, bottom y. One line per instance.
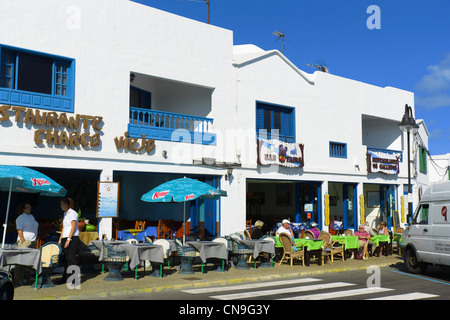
128, 107, 216, 145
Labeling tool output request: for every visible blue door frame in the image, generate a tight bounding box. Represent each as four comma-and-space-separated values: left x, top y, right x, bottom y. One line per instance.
343, 183, 358, 231
295, 182, 322, 228
189, 176, 219, 239
380, 185, 396, 229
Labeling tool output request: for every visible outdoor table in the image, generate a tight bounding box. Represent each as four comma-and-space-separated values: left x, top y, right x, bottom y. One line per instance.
371, 234, 390, 246
0, 247, 41, 289
275, 237, 323, 251
79, 231, 99, 245
144, 227, 158, 239
239, 239, 275, 268
90, 240, 166, 279
187, 241, 227, 273
117, 229, 145, 241
393, 233, 402, 244
332, 235, 359, 250
120, 243, 165, 279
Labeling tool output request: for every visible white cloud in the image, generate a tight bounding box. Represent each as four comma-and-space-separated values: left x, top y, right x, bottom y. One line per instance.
415, 94, 450, 110
415, 53, 450, 110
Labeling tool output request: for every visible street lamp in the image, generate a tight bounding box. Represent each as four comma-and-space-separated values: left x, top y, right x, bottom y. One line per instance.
398, 104, 419, 222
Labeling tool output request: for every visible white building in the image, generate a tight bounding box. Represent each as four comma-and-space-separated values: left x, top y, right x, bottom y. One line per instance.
0, 0, 428, 241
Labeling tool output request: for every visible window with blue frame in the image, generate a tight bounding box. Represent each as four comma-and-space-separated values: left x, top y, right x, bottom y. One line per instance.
256, 102, 295, 143
329, 141, 347, 158
0, 44, 74, 112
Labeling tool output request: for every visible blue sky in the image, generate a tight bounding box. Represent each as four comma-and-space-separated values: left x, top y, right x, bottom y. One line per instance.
132, 0, 450, 156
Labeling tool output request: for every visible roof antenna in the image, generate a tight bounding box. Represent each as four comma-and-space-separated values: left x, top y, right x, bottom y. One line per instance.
180, 0, 210, 24
273, 31, 285, 54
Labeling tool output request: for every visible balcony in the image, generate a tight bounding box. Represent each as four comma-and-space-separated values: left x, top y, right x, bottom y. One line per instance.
128, 107, 216, 145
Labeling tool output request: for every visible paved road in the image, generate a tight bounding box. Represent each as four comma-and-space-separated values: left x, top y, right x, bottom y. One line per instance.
103, 264, 450, 301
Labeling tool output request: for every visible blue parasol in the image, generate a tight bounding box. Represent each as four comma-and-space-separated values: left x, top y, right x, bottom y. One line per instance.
141, 177, 227, 244
0, 165, 67, 248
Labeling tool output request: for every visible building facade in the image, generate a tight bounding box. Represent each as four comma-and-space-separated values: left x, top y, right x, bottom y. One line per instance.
0, 0, 428, 240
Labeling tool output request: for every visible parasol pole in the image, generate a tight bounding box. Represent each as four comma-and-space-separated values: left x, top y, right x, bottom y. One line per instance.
1, 178, 13, 248
183, 202, 186, 246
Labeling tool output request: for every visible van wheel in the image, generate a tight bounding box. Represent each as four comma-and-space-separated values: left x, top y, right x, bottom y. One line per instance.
404, 249, 427, 274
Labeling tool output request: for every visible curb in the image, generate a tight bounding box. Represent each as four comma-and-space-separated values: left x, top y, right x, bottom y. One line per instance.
31, 261, 396, 300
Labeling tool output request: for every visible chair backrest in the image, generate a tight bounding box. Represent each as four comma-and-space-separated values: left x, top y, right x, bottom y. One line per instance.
279, 233, 294, 254
126, 238, 138, 244
153, 239, 171, 257
344, 229, 354, 236
243, 229, 251, 240
318, 231, 331, 245
212, 237, 229, 249
40, 242, 61, 266
260, 235, 275, 247
135, 220, 146, 230
304, 230, 315, 239
158, 219, 166, 239
229, 233, 243, 240
395, 227, 404, 234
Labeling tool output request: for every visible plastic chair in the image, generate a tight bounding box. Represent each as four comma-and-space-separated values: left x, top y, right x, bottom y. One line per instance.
78, 243, 100, 274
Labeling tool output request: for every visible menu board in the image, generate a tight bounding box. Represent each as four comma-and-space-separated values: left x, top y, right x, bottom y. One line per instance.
392, 210, 400, 230
96, 182, 120, 218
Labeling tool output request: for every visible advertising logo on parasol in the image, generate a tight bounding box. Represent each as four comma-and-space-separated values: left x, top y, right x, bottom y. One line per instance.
30, 178, 50, 186
442, 206, 447, 222
185, 194, 195, 200
152, 190, 169, 200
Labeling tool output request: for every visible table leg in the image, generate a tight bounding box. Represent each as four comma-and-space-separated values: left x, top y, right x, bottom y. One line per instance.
179, 256, 195, 274
150, 262, 166, 277
104, 262, 125, 281
234, 254, 250, 269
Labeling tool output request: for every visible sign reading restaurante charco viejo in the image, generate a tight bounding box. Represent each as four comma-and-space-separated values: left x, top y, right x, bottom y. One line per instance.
0, 105, 103, 148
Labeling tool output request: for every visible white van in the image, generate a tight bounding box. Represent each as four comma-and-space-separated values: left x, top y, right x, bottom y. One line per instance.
401, 181, 450, 274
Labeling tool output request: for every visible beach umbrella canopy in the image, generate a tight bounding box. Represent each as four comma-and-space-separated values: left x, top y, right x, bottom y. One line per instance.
0, 165, 67, 247
141, 177, 227, 243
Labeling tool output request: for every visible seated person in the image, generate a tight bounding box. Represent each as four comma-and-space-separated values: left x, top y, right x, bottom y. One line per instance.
277, 219, 294, 237
251, 220, 264, 240
277, 219, 297, 251
308, 222, 320, 239
363, 221, 376, 255
376, 221, 389, 256
352, 224, 371, 260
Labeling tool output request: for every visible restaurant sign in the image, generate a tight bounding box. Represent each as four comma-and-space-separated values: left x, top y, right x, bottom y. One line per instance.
257, 138, 304, 168
367, 148, 401, 175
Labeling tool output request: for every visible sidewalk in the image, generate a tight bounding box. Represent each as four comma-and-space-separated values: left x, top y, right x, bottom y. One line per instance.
13, 255, 402, 300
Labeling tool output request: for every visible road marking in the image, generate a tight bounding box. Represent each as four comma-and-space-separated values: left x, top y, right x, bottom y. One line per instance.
367, 292, 439, 300
209, 282, 355, 300
278, 287, 393, 300
181, 277, 321, 294
390, 269, 450, 286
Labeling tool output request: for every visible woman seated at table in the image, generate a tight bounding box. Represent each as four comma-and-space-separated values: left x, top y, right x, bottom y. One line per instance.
376, 221, 389, 256
352, 225, 371, 260
251, 220, 264, 240
308, 222, 320, 239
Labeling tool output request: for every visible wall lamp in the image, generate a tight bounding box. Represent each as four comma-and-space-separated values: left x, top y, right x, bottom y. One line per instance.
225, 168, 233, 181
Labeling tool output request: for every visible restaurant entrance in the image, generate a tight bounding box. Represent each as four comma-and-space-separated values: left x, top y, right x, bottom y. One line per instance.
246, 180, 322, 234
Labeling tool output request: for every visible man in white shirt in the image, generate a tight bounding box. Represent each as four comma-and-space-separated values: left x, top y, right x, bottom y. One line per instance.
15, 201, 39, 285
277, 219, 294, 237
